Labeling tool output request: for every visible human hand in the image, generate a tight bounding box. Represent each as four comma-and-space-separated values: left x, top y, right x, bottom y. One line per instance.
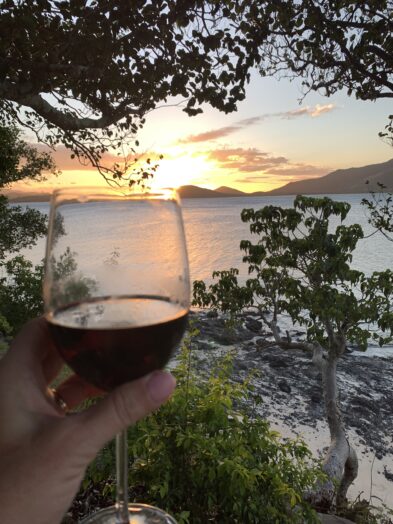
0, 317, 176, 524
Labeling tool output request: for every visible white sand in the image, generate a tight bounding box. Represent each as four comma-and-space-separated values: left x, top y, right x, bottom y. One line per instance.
268, 416, 393, 508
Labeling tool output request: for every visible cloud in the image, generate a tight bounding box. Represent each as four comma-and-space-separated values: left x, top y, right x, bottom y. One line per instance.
30, 143, 151, 172
179, 126, 241, 144
32, 144, 120, 171
179, 104, 337, 144
206, 147, 289, 173
204, 146, 330, 183
265, 164, 330, 177
235, 115, 267, 126
282, 103, 336, 119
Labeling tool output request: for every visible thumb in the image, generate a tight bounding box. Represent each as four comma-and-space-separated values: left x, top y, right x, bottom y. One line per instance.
73, 371, 176, 457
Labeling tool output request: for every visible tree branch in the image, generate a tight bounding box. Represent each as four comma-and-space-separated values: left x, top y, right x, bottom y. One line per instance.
0, 84, 138, 131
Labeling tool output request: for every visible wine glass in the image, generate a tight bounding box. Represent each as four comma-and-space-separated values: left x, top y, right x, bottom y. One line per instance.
43, 187, 190, 523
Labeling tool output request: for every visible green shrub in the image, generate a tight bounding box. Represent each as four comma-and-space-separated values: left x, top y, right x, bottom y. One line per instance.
0, 256, 44, 334
85, 329, 322, 523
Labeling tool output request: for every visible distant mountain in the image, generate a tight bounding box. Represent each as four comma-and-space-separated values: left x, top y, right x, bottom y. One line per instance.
180, 159, 393, 198
215, 186, 246, 196
267, 158, 393, 196
178, 185, 235, 198
5, 159, 393, 202
6, 191, 52, 202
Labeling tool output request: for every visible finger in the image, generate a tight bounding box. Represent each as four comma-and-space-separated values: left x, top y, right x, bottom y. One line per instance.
55, 374, 104, 410
73, 371, 176, 457
42, 349, 64, 384
9, 317, 60, 385
10, 317, 54, 363
9, 316, 68, 387
3, 318, 58, 404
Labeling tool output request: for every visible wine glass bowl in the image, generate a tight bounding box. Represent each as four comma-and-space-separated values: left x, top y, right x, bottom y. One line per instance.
44, 187, 190, 391
43, 187, 189, 523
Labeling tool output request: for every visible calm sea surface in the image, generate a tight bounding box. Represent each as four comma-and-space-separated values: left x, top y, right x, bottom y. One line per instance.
14, 194, 393, 356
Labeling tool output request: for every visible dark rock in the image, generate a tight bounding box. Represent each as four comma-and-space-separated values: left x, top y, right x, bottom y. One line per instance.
318, 515, 355, 524
245, 319, 262, 333
310, 386, 322, 404
352, 396, 378, 413
268, 357, 288, 369
278, 379, 291, 394
206, 310, 218, 318
193, 341, 213, 352
384, 466, 393, 482
256, 338, 275, 349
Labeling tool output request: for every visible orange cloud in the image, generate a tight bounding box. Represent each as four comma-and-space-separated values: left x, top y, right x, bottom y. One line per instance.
206, 147, 288, 172
179, 104, 337, 144
283, 104, 336, 119
237, 164, 330, 184
179, 126, 240, 143
32, 144, 143, 172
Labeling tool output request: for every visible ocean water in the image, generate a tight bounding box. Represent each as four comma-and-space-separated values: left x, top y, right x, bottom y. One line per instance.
12, 194, 393, 356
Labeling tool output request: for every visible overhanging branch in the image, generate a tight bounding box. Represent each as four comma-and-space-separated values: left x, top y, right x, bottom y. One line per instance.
0, 82, 138, 131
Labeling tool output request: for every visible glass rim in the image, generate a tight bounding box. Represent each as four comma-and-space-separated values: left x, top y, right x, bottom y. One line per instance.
50, 186, 180, 203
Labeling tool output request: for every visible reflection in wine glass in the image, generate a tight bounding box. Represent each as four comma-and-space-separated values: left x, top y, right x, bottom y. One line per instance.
44, 187, 189, 523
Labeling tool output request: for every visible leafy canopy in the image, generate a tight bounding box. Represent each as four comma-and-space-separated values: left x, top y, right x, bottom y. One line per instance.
2, 0, 392, 175
242, 1, 393, 143
0, 1, 260, 174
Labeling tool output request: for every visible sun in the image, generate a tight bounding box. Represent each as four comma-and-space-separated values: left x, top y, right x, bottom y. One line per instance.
149, 154, 212, 189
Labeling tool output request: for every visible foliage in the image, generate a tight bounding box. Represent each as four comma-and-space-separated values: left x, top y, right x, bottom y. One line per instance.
0, 123, 57, 334
47, 247, 98, 310
0, 124, 56, 259
337, 497, 393, 524
0, 1, 261, 176
193, 268, 253, 320
0, 256, 44, 334
239, 1, 393, 143
193, 196, 393, 352
362, 183, 393, 241
84, 330, 322, 523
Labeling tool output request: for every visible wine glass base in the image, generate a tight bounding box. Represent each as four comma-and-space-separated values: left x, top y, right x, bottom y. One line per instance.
79, 503, 178, 523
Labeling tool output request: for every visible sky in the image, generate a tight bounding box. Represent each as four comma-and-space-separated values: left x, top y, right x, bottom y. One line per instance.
18, 70, 393, 194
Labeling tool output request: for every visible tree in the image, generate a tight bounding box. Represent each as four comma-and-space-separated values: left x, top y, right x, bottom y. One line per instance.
238, 1, 393, 144
0, 123, 57, 333
193, 196, 393, 509
362, 184, 393, 241
0, 1, 261, 179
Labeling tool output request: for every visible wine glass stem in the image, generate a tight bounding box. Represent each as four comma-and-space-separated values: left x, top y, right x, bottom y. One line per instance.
115, 430, 129, 523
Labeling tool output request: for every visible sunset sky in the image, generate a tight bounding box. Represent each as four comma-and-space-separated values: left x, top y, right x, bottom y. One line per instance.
19, 70, 393, 194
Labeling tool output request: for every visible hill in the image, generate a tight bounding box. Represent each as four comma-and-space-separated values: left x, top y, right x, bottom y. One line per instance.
6, 191, 52, 202
177, 185, 235, 198
267, 158, 393, 196
215, 186, 245, 196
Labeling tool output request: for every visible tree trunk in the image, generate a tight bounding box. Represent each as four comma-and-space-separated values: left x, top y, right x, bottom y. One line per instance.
311, 354, 358, 510
263, 316, 359, 509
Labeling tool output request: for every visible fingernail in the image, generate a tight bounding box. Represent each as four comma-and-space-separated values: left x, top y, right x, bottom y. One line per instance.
146, 371, 176, 404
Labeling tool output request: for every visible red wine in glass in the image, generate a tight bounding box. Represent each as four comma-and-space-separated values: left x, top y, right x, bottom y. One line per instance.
48, 296, 188, 390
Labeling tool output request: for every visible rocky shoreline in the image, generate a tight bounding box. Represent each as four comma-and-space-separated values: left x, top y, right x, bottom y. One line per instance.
188, 310, 393, 482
